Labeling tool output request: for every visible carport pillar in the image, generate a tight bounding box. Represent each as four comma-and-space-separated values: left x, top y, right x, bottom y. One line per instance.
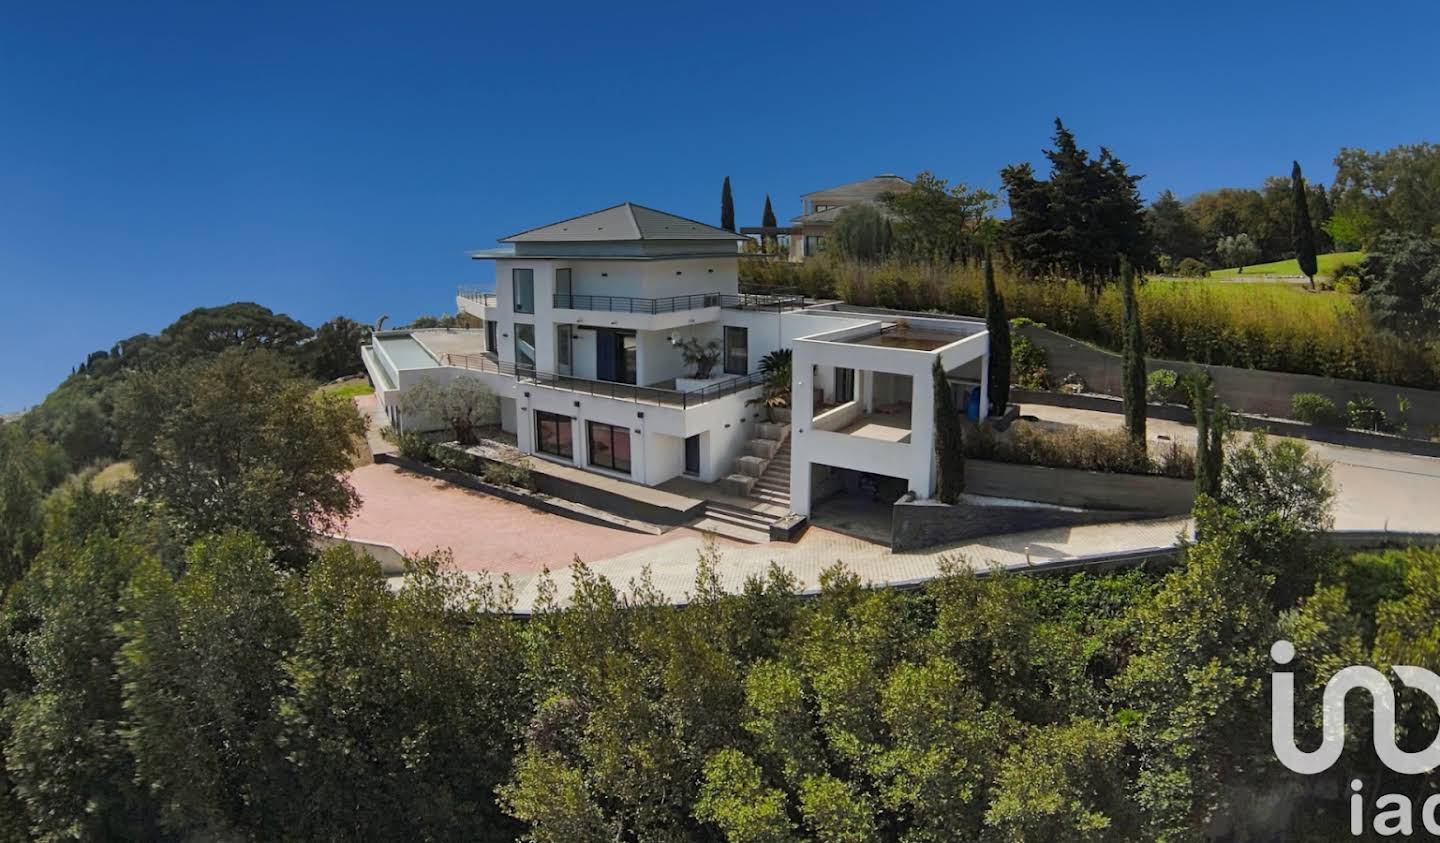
978, 352, 990, 420
909, 364, 937, 500
790, 346, 817, 517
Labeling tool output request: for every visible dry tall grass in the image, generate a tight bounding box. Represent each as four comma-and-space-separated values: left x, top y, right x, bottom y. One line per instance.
741, 258, 1440, 389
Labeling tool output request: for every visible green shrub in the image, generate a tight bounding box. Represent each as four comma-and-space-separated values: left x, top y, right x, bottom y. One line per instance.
382, 426, 435, 462
1175, 257, 1208, 278
483, 457, 537, 491
965, 421, 1194, 478
1012, 332, 1051, 390
1145, 369, 1183, 403
433, 445, 478, 473
1290, 393, 1342, 427
1346, 394, 1391, 433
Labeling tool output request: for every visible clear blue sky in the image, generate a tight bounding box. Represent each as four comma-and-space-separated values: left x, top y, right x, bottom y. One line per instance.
3, 0, 1438, 411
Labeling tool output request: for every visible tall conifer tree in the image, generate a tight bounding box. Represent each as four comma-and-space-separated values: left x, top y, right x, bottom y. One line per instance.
720, 177, 735, 233
1120, 256, 1147, 447
1291, 161, 1319, 289
982, 255, 1011, 416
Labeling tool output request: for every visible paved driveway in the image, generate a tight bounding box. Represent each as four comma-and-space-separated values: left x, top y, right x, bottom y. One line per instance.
341, 463, 715, 579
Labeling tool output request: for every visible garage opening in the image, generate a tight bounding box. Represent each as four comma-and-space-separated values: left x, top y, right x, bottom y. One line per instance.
808, 463, 909, 544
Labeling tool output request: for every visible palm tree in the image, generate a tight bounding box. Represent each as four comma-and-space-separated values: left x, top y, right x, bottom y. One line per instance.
748, 349, 792, 421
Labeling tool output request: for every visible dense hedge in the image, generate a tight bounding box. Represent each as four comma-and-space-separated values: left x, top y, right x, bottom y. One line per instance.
742, 258, 1440, 389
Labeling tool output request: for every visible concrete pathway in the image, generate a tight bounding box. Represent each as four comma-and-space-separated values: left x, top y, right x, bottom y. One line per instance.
510, 516, 1191, 612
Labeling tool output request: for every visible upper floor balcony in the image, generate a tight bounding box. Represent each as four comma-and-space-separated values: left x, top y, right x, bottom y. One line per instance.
437, 350, 764, 413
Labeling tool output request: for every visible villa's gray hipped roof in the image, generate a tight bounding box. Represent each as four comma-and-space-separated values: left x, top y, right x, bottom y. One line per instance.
501, 202, 748, 243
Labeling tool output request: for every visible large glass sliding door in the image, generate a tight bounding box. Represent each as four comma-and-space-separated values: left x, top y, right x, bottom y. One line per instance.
535, 411, 573, 459
587, 421, 632, 474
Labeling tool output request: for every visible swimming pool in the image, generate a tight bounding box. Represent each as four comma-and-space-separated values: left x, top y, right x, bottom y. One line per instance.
376, 334, 440, 370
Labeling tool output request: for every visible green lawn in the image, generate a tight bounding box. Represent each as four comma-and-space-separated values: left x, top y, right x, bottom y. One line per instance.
1207, 250, 1364, 279
321, 377, 374, 399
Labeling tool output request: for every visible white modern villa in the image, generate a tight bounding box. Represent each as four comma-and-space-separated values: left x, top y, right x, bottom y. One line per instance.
361, 201, 990, 521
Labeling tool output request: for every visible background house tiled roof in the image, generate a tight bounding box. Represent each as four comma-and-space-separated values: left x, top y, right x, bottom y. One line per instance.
800, 174, 911, 203
502, 202, 748, 243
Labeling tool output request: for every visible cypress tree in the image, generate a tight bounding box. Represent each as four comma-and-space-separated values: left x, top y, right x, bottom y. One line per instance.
933, 358, 966, 503
982, 255, 1011, 417
1185, 370, 1228, 502
720, 176, 735, 233
1291, 161, 1319, 290
761, 195, 777, 253
1120, 256, 1147, 447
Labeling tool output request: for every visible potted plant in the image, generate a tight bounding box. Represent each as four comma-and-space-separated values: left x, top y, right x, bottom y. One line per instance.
674, 337, 726, 392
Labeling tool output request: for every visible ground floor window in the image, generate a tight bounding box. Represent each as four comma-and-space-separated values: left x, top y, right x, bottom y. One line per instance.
535, 411, 573, 458
587, 421, 632, 474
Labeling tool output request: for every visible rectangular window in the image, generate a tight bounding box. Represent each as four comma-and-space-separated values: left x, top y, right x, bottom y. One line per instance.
723, 326, 748, 375
834, 367, 855, 403
514, 323, 536, 371
485, 320, 498, 354
513, 268, 535, 314
535, 411, 573, 459
556, 325, 571, 369
587, 421, 631, 474
555, 267, 572, 298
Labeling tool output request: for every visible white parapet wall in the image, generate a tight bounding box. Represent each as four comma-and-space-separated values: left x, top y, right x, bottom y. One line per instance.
788, 317, 988, 517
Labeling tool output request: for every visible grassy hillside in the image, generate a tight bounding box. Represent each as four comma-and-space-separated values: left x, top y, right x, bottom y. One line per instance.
1207, 250, 1364, 279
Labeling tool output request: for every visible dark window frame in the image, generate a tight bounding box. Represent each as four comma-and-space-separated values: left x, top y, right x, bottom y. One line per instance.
587, 421, 632, 474
723, 326, 748, 376
513, 268, 535, 314
535, 411, 574, 459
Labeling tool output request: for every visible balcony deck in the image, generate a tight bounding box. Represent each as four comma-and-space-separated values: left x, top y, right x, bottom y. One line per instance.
439, 352, 763, 409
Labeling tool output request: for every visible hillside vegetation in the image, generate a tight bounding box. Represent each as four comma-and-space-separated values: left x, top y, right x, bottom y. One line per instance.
742, 257, 1440, 389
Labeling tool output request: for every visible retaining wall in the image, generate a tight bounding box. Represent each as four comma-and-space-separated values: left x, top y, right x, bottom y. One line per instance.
891, 498, 1153, 552
1019, 324, 1440, 433
965, 459, 1196, 514
1012, 389, 1440, 458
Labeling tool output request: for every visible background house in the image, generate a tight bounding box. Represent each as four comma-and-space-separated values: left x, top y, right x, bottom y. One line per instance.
743, 174, 910, 261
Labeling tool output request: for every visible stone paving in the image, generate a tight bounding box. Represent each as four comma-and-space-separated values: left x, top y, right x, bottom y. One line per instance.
508, 516, 1191, 612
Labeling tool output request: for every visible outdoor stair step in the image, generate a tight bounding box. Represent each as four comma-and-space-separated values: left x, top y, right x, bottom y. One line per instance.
755, 422, 789, 442
703, 507, 774, 530
745, 438, 780, 459
719, 473, 758, 497
690, 517, 769, 544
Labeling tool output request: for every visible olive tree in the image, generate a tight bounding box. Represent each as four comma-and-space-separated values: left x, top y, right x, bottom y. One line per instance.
398, 375, 499, 445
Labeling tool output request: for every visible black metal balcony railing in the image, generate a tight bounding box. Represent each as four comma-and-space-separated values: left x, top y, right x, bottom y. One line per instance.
553, 292, 721, 313
553, 290, 808, 314
457, 286, 497, 305
439, 352, 766, 409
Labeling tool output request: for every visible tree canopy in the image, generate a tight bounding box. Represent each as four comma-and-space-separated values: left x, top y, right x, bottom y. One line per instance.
1001, 119, 1147, 284
118, 348, 365, 566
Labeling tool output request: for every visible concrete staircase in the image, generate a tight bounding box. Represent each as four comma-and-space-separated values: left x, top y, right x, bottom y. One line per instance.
692, 501, 776, 543
748, 437, 792, 511
720, 422, 790, 499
